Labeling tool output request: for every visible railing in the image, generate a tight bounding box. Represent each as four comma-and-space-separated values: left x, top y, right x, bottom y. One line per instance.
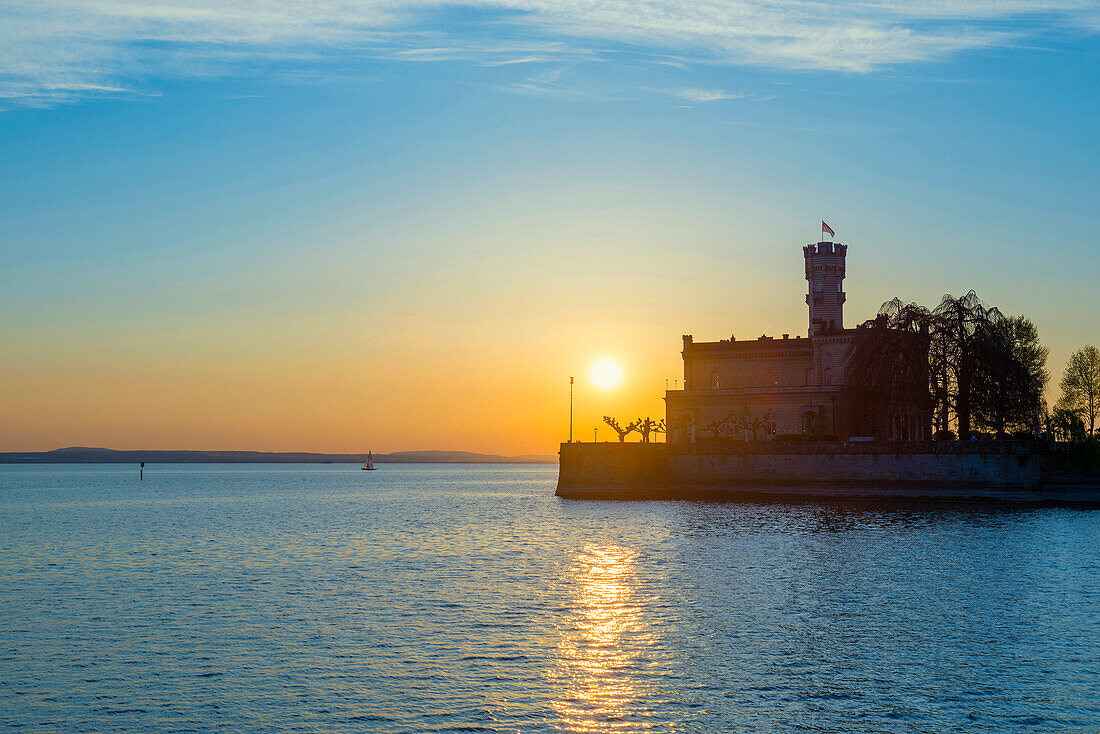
666, 385, 842, 397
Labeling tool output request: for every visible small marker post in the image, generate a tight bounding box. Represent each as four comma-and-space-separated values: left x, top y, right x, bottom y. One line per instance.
140, 461, 144, 481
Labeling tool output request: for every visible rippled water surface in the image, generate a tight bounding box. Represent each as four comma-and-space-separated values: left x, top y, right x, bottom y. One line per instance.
1, 464, 1098, 732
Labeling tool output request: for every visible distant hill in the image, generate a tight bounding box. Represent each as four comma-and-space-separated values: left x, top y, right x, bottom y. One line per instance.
0, 447, 557, 464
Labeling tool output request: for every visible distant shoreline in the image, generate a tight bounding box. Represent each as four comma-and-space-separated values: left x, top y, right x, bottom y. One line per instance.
0, 448, 558, 464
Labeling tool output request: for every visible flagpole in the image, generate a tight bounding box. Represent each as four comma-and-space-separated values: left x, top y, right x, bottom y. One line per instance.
569, 376, 574, 443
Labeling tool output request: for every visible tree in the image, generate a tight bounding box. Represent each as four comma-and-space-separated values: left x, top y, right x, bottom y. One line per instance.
843, 292, 1047, 441
699, 416, 732, 438
671, 416, 694, 442
738, 413, 774, 442
635, 417, 660, 443
602, 416, 636, 443
696, 413, 773, 441
1058, 345, 1100, 435
1046, 407, 1087, 442
971, 316, 1048, 437
931, 291, 1003, 439
841, 298, 932, 439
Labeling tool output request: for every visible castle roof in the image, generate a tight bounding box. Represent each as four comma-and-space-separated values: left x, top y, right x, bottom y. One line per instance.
684, 330, 855, 354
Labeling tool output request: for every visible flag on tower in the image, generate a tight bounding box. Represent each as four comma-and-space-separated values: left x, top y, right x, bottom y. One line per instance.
821, 221, 835, 238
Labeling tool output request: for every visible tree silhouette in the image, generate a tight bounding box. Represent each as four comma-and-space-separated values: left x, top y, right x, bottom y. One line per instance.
635, 417, 660, 443
695, 413, 773, 441
738, 413, 775, 441
699, 417, 731, 438
971, 316, 1048, 437
843, 292, 1045, 440
1047, 407, 1087, 442
1058, 345, 1100, 435
670, 416, 694, 442
840, 298, 932, 440
931, 291, 1003, 439
602, 416, 637, 442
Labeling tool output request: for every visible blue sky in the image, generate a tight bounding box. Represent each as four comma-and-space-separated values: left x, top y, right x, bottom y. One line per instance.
1, 1, 1098, 452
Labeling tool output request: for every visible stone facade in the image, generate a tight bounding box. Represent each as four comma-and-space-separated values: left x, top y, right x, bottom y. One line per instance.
665, 240, 926, 441
556, 441, 1100, 502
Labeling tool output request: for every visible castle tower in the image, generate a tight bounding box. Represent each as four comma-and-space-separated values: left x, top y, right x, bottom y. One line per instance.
803, 241, 847, 336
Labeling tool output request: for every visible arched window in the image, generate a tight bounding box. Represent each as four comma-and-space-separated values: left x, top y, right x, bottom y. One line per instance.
711, 372, 720, 390
677, 413, 695, 443
803, 410, 819, 436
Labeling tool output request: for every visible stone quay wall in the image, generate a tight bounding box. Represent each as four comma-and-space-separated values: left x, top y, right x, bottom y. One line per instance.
556, 441, 1100, 503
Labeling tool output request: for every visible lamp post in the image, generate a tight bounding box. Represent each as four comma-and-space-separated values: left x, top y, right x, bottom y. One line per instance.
569, 376, 574, 443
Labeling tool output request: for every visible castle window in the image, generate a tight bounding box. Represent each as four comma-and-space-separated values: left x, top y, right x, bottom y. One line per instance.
677, 414, 695, 443
803, 410, 819, 436
711, 372, 720, 389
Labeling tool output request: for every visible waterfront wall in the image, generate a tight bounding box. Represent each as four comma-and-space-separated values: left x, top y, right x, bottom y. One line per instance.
556, 441, 1100, 503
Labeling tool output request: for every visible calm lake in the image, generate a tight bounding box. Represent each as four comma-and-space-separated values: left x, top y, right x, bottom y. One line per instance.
1, 463, 1097, 732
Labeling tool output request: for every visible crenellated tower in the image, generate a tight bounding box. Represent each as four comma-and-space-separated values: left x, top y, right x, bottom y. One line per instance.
803, 241, 847, 336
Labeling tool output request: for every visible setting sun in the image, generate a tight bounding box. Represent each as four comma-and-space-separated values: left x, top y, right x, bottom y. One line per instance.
589, 357, 624, 391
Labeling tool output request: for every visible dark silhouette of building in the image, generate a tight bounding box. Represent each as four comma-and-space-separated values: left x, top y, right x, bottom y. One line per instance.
665, 240, 930, 442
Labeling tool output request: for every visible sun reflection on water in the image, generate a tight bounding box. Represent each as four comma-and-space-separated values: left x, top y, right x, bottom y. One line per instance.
551, 544, 662, 733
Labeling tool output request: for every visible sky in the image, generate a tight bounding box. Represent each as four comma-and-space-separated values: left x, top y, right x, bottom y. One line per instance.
1, 1, 1099, 455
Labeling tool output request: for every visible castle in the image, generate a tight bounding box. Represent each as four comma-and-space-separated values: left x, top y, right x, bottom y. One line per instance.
664, 240, 929, 442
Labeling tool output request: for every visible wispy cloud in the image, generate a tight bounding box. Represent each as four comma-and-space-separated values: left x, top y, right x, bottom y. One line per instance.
482, 56, 551, 67
672, 88, 747, 102
1, 0, 1097, 107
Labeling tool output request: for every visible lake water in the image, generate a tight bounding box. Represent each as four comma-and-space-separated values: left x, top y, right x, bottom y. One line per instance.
1, 463, 1098, 733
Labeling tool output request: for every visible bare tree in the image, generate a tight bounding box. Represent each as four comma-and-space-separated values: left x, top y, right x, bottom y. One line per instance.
695, 413, 773, 441
700, 414, 736, 438
744, 413, 774, 441
635, 417, 660, 443
602, 416, 636, 443
698, 420, 723, 438
1058, 345, 1100, 435
727, 413, 774, 441
670, 416, 694, 442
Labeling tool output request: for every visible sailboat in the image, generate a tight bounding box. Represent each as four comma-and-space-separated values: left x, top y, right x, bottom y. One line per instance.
361, 451, 376, 471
